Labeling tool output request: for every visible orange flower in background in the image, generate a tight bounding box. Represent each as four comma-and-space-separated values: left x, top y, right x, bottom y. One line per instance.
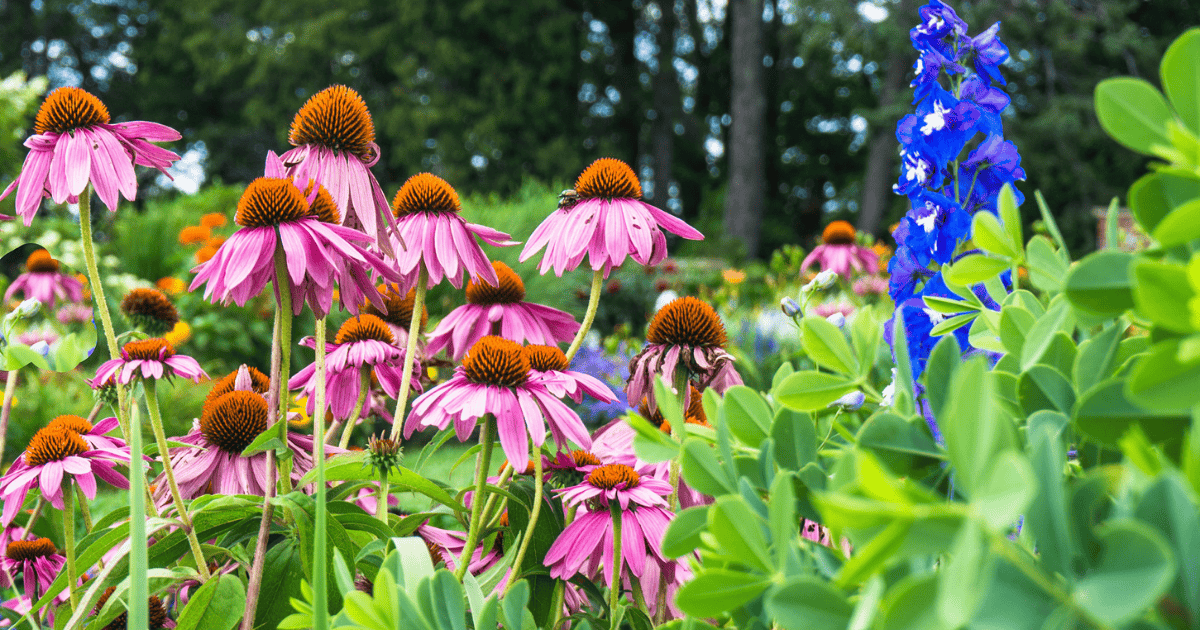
156, 276, 186, 296
195, 244, 219, 265
178, 225, 210, 245
204, 236, 226, 249
200, 213, 228, 229
872, 242, 893, 268
164, 321, 191, 346
722, 269, 746, 285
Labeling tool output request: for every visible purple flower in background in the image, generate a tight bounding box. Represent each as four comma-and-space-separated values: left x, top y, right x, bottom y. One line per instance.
909, 0, 967, 58
964, 22, 1010, 86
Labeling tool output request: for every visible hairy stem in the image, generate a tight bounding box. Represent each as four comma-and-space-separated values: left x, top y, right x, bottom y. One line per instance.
388, 265, 428, 440
376, 468, 390, 524
505, 447, 543, 593
0, 369, 16, 468
312, 316, 329, 630
145, 380, 211, 580
608, 500, 624, 627
564, 269, 604, 363
455, 417, 495, 581
62, 481, 79, 609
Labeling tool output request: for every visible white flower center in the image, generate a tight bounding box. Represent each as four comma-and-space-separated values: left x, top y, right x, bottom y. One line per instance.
924, 308, 946, 325
921, 101, 950, 135
916, 203, 938, 233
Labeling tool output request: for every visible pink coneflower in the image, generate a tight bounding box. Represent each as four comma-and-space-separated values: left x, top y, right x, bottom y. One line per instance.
3, 250, 84, 310
156, 390, 337, 502
56, 302, 93, 325
811, 300, 855, 319
280, 85, 399, 253
853, 275, 889, 297
801, 221, 879, 279
544, 463, 674, 585
524, 344, 616, 405
289, 314, 422, 421
47, 414, 126, 452
93, 337, 207, 385
190, 155, 404, 318
0, 424, 130, 526
626, 297, 742, 412
0, 539, 68, 603
388, 173, 513, 290
426, 262, 579, 361
403, 336, 591, 471
416, 520, 503, 575
519, 158, 703, 277
591, 417, 710, 510
0, 87, 180, 224
360, 282, 428, 352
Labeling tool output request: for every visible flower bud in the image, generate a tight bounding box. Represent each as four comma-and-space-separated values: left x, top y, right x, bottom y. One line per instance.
780, 297, 801, 318
829, 390, 865, 411
825, 312, 846, 328
14, 298, 42, 319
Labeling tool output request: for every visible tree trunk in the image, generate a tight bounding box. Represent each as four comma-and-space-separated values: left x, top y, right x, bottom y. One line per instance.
650, 2, 680, 206
857, 21, 910, 236
723, 0, 767, 258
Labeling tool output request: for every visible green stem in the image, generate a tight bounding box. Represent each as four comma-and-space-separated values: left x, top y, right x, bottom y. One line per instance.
76, 484, 93, 533
376, 469, 390, 524
77, 186, 133, 443
312, 316, 329, 630
478, 464, 514, 528
19, 498, 42, 539
129, 402, 149, 630
989, 534, 1114, 630
505, 447, 543, 593
455, 417, 495, 581
388, 265, 428, 440
564, 270, 604, 363
629, 574, 649, 617
608, 501, 624, 627
339, 368, 371, 450
0, 369, 17, 465
145, 380, 211, 581
62, 481, 79, 609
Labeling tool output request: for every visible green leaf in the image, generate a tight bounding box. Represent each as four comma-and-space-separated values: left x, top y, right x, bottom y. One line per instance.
772, 408, 817, 471
972, 563, 1061, 630
1152, 198, 1200, 247
892, 310, 916, 416
1095, 77, 1175, 155
1073, 520, 1177, 626
661, 506, 711, 558
255, 539, 307, 630
680, 438, 736, 496
1020, 299, 1074, 372
626, 412, 680, 464
923, 295, 979, 314
774, 371, 857, 412
1064, 251, 1135, 318
937, 520, 991, 629
674, 570, 772, 618
801, 315, 858, 375
929, 312, 978, 337
1073, 378, 1189, 446
876, 573, 941, 630
654, 375, 685, 430
1073, 324, 1125, 394
1025, 236, 1067, 293
504, 479, 565, 576
998, 183, 1023, 251
856, 413, 944, 477
175, 574, 246, 630
1034, 190, 1071, 260
1017, 364, 1076, 416
298, 455, 467, 512
723, 386, 773, 447
1132, 259, 1195, 333
1161, 28, 1200, 136
999, 306, 1037, 356
765, 577, 853, 630
945, 254, 1010, 285
834, 520, 911, 588
500, 580, 530, 630
922, 335, 961, 421
709, 496, 773, 574
1135, 474, 1200, 623
768, 472, 797, 568
944, 357, 1015, 497
1128, 340, 1200, 414
972, 450, 1036, 531
973, 210, 1019, 260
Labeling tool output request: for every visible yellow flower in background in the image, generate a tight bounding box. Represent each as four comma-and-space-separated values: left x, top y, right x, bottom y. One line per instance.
722, 269, 746, 285
426, 366, 439, 381
200, 213, 228, 229
164, 321, 191, 346
872, 242, 893, 268
156, 277, 186, 296
178, 225, 210, 245
289, 394, 312, 428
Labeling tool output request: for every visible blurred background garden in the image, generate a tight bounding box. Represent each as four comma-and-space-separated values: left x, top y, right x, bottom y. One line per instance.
0, 0, 1195, 459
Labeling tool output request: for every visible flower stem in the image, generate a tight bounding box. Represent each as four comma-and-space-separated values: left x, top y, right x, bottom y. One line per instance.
0, 369, 17, 467
628, 574, 649, 616
19, 498, 42, 539
145, 380, 211, 581
608, 500, 624, 626
243, 247, 292, 630
455, 417, 495, 582
505, 447, 543, 594
61, 481, 79, 609
312, 316, 329, 630
376, 468, 390, 524
339, 368, 371, 449
77, 186, 133, 442
389, 266, 428, 440
564, 269, 604, 363
76, 484, 93, 533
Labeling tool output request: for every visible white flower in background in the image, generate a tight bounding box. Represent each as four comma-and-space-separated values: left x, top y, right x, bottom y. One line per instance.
829, 390, 865, 411
653, 289, 679, 313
